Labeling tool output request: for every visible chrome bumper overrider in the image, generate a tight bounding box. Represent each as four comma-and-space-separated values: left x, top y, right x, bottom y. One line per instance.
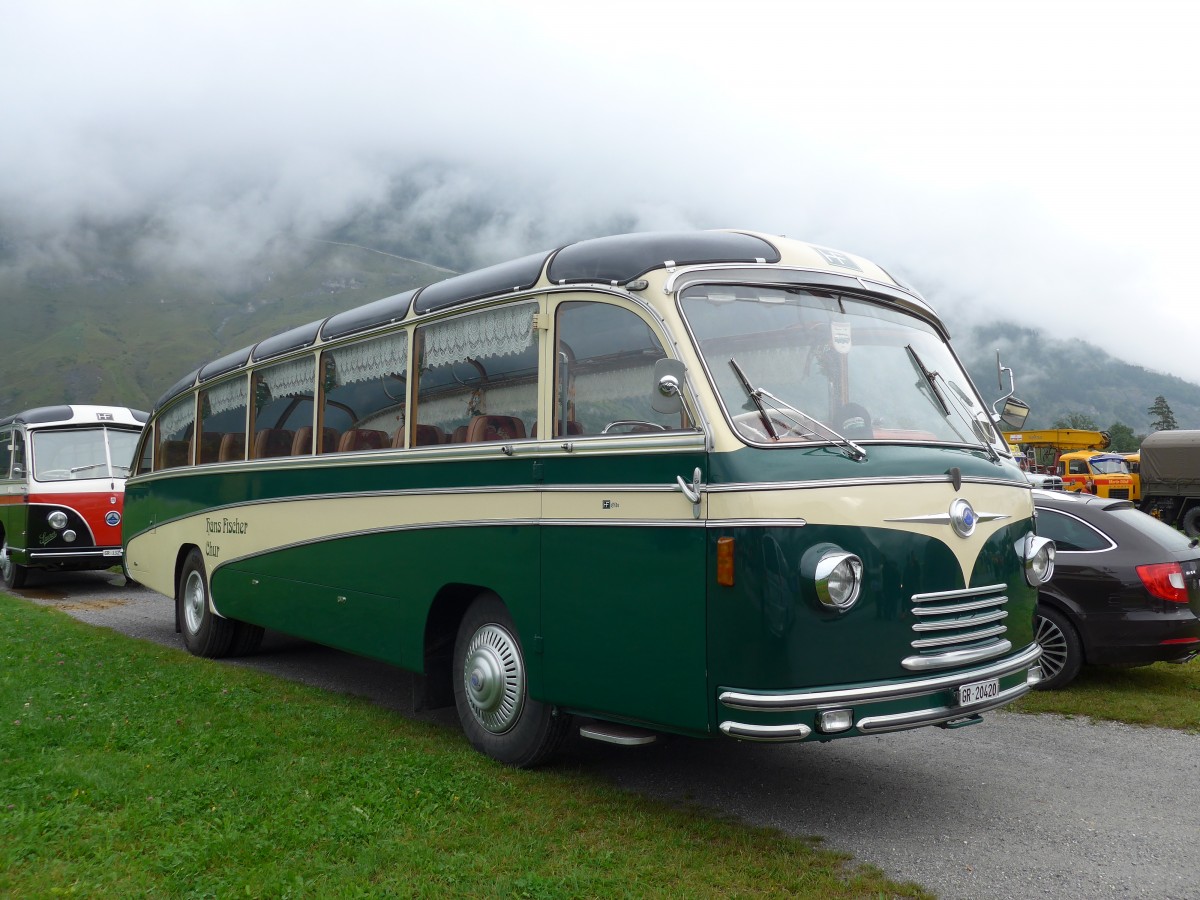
718, 643, 1042, 742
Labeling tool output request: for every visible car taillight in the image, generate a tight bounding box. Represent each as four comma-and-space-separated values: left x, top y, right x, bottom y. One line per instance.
1136, 562, 1189, 603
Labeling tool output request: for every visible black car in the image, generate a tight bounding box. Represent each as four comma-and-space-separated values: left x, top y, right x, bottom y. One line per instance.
1031, 490, 1200, 689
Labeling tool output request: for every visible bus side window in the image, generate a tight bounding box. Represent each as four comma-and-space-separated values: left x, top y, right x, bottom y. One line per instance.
155, 396, 195, 470
320, 330, 408, 452
134, 424, 154, 475
11, 430, 25, 477
0, 428, 11, 478
198, 375, 248, 464
251, 356, 315, 459
414, 303, 538, 445
554, 301, 684, 436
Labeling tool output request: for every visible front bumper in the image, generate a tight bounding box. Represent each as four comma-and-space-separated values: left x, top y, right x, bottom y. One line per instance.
717, 642, 1042, 741
27, 546, 124, 569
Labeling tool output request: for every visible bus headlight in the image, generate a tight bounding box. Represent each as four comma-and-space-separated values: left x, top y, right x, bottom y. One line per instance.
1022, 535, 1055, 585
48, 510, 68, 530
813, 550, 863, 611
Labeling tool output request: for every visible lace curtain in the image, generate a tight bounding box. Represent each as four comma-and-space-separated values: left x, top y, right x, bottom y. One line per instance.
422, 303, 536, 369
332, 332, 408, 387
203, 376, 247, 417
261, 356, 315, 399
158, 398, 195, 439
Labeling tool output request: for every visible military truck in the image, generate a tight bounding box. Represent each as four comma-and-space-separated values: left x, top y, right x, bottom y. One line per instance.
1139, 430, 1200, 538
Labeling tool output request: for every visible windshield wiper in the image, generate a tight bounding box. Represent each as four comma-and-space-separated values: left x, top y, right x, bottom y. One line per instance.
729, 357, 779, 440
906, 345, 1001, 462
728, 357, 867, 461
906, 344, 951, 417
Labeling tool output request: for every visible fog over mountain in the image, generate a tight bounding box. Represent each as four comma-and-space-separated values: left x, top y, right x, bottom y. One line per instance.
3, 2, 1198, 414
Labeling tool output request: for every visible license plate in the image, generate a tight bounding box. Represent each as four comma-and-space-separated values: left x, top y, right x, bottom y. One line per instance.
102, 549, 122, 558
957, 677, 999, 706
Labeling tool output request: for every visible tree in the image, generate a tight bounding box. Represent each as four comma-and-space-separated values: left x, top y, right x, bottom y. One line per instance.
1106, 421, 1141, 452
1053, 411, 1098, 430
1147, 396, 1177, 432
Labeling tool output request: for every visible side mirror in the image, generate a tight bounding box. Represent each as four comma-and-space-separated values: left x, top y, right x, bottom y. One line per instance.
998, 396, 1030, 431
651, 358, 686, 414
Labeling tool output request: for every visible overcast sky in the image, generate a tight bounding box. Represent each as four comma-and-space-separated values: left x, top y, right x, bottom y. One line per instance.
3, 0, 1198, 382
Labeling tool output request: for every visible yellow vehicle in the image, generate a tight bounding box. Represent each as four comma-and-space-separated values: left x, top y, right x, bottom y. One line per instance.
1123, 452, 1141, 501
1055, 451, 1134, 498
1002, 429, 1110, 478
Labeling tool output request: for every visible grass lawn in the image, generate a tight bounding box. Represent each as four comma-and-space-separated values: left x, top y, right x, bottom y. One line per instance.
1010, 657, 1200, 731
0, 593, 930, 899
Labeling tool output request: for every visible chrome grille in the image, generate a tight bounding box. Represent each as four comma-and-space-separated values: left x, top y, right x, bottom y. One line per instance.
903, 583, 1012, 671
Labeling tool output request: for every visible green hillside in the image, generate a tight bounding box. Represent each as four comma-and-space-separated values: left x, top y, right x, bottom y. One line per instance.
3, 228, 1198, 434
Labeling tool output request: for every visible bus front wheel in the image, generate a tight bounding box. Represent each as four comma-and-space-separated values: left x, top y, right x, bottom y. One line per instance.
177, 549, 235, 658
1, 537, 28, 590
452, 594, 570, 767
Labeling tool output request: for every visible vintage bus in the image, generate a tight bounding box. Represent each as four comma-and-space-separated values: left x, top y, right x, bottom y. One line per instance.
1, 404, 147, 589
123, 230, 1053, 766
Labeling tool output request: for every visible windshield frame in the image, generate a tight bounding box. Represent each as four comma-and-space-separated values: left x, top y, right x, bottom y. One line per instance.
30, 425, 142, 482
675, 278, 1006, 454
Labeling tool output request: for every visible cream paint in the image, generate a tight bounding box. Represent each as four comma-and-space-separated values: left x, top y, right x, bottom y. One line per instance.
708, 480, 1030, 586
128, 475, 1028, 600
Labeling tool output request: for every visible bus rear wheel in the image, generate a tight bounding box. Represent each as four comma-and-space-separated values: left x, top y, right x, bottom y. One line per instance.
177, 548, 235, 658
452, 594, 570, 767
1, 537, 28, 590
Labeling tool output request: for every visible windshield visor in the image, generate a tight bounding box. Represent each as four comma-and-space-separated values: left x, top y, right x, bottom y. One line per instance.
680, 285, 999, 449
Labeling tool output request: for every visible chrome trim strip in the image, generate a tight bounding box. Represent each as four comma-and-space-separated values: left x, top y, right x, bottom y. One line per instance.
856, 681, 1031, 734
902, 639, 1014, 671
717, 642, 1040, 711
911, 610, 1008, 631
718, 721, 813, 742
910, 624, 1008, 649
703, 518, 807, 528
912, 596, 1008, 615
29, 549, 119, 560
885, 511, 1010, 526
912, 583, 1007, 602
704, 476, 1025, 492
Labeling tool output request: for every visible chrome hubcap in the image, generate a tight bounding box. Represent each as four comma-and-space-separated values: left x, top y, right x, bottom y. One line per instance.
1035, 615, 1067, 679
183, 570, 207, 634
0, 541, 11, 582
462, 623, 524, 734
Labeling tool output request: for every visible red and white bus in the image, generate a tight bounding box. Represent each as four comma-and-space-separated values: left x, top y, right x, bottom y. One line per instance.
1, 405, 147, 589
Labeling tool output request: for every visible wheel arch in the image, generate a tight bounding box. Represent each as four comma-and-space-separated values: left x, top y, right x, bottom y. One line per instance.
1037, 588, 1091, 662
419, 582, 496, 711
172, 543, 201, 633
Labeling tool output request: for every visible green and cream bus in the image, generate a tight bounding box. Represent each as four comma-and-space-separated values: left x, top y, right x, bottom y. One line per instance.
124, 230, 1053, 766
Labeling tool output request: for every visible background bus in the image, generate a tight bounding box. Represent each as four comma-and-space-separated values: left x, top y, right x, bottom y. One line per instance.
124, 230, 1052, 766
1, 404, 147, 589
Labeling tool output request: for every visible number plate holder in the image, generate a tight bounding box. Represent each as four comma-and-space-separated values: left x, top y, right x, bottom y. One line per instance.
957, 677, 1000, 706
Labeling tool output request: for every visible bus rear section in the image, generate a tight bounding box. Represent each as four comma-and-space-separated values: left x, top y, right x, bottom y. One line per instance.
1, 405, 147, 589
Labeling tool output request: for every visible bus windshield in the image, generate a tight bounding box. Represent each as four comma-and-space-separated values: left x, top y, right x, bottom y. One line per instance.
32, 427, 142, 481
680, 285, 998, 449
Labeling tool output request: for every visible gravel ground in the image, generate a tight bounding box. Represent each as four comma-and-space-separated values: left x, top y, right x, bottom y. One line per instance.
13, 571, 1200, 899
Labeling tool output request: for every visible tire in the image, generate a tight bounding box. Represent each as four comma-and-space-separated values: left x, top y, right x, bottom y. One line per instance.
228, 621, 265, 656
452, 594, 570, 767
177, 549, 235, 658
1182, 506, 1200, 540
1034, 604, 1083, 690
1, 536, 29, 590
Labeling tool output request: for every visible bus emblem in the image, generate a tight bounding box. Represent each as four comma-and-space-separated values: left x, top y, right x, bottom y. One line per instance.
105, 511, 122, 527
949, 499, 976, 538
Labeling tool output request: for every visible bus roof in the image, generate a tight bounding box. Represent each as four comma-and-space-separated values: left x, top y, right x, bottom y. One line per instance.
0, 404, 148, 429
152, 229, 925, 413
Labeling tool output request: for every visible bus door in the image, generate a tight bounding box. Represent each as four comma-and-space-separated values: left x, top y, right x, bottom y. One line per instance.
537, 297, 710, 731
